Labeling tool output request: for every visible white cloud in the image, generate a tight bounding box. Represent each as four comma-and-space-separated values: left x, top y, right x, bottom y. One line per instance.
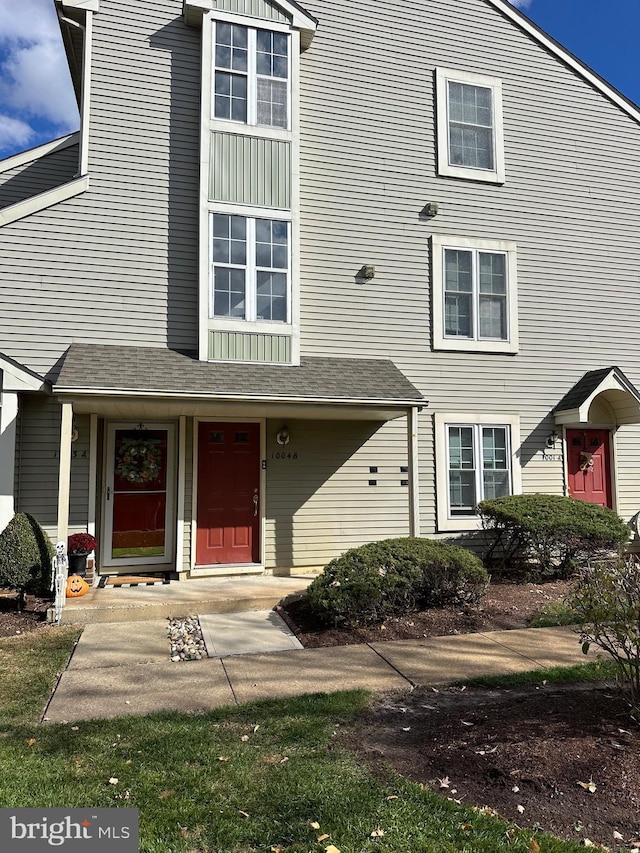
509, 0, 534, 8
0, 0, 78, 155
0, 113, 35, 150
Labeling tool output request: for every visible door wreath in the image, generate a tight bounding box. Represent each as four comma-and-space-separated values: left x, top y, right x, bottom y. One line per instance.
115, 438, 162, 484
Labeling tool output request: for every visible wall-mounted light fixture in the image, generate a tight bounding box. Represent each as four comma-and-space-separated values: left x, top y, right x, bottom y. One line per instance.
421, 201, 439, 218
276, 426, 290, 446
546, 430, 561, 449
358, 265, 376, 280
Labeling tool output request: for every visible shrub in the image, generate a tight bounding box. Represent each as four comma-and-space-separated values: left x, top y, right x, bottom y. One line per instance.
307, 537, 488, 627
567, 558, 640, 719
0, 513, 54, 606
479, 493, 629, 579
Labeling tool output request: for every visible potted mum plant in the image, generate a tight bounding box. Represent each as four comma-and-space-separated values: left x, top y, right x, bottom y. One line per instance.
67, 532, 97, 577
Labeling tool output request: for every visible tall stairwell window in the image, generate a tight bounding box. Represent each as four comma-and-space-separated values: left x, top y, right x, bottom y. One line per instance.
214, 23, 289, 129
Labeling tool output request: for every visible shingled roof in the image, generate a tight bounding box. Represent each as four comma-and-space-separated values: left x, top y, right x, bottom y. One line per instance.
54, 344, 424, 407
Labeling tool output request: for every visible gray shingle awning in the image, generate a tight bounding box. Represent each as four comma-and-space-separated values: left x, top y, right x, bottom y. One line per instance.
54, 344, 424, 412
554, 366, 640, 426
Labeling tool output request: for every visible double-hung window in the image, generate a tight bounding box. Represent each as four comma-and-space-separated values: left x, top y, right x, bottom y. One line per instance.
436, 68, 505, 183
435, 414, 521, 531
214, 22, 289, 129
211, 213, 289, 323
432, 236, 518, 353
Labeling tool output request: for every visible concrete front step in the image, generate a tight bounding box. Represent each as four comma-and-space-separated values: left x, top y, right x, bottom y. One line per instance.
61, 575, 315, 624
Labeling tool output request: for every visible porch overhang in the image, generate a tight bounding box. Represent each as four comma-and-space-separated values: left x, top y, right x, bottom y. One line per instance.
52, 344, 425, 421
553, 367, 640, 426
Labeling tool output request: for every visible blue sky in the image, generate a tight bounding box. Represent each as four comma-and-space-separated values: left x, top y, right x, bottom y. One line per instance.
0, 0, 639, 159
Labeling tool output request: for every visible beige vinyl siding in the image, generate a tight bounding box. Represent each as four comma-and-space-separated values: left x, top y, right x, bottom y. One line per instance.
209, 330, 291, 362
214, 0, 290, 23
299, 0, 640, 528
613, 425, 640, 519
264, 418, 411, 569
0, 144, 79, 210
210, 133, 291, 207
15, 396, 61, 539
0, 0, 200, 374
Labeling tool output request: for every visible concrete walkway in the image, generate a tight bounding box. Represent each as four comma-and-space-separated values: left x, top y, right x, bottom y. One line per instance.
41, 621, 596, 724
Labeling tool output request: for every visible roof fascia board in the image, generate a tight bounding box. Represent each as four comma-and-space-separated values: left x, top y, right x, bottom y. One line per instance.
0, 356, 47, 392
0, 175, 89, 228
487, 0, 640, 125
0, 133, 80, 175
53, 385, 423, 408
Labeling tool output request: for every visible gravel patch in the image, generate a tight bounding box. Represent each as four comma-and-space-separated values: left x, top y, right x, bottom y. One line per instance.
167, 615, 207, 661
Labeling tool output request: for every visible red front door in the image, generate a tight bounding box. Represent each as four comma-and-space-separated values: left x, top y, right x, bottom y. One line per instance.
196, 422, 261, 565
566, 429, 612, 508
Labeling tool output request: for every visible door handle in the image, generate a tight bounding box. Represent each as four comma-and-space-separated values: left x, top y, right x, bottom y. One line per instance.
106, 486, 111, 501
252, 489, 259, 516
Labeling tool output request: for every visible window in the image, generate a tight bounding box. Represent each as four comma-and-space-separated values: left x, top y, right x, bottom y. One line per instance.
431, 236, 518, 354
211, 213, 289, 323
436, 68, 505, 183
213, 23, 289, 129
435, 414, 521, 531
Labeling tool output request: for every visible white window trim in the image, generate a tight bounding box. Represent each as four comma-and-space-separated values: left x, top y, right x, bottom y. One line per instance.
436, 67, 505, 184
211, 17, 292, 133
209, 209, 292, 327
435, 413, 522, 532
431, 235, 518, 354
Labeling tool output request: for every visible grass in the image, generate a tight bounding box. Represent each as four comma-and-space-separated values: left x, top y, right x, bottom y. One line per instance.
0, 627, 597, 852
529, 601, 578, 628
457, 658, 619, 689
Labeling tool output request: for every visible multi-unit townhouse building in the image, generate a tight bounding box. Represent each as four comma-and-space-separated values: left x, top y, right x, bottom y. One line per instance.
1, 0, 640, 582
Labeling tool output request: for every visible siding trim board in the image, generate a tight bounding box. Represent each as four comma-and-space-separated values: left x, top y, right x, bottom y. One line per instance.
0, 133, 80, 175
0, 176, 89, 227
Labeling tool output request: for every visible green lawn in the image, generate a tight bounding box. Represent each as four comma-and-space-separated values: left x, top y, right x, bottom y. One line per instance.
0, 628, 591, 852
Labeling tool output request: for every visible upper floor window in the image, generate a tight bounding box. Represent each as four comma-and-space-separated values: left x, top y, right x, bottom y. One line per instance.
436, 69, 505, 183
431, 236, 518, 354
214, 23, 289, 129
211, 213, 289, 322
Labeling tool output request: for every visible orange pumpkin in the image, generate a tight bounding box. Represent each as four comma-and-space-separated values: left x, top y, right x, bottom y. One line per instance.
66, 574, 89, 597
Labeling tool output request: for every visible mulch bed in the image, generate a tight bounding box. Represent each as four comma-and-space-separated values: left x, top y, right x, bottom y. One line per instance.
281, 580, 573, 647
0, 593, 50, 638
342, 684, 640, 849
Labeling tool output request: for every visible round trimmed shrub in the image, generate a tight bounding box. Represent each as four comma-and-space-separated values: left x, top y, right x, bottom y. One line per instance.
479, 493, 629, 579
0, 513, 54, 605
307, 537, 488, 627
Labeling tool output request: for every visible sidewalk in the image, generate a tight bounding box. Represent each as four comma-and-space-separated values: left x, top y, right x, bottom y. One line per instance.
41, 618, 595, 724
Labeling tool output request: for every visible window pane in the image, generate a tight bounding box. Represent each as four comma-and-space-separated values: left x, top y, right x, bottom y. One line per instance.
257, 79, 287, 128
213, 267, 245, 319
481, 428, 510, 500
479, 253, 506, 294
450, 125, 494, 170
448, 82, 494, 170
448, 426, 476, 514
215, 24, 247, 71
256, 272, 287, 321
445, 294, 472, 337
449, 471, 476, 514
479, 295, 507, 339
255, 219, 288, 270
444, 249, 472, 292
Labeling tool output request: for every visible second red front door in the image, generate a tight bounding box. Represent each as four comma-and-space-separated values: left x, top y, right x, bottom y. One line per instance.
566, 428, 612, 508
196, 422, 260, 565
